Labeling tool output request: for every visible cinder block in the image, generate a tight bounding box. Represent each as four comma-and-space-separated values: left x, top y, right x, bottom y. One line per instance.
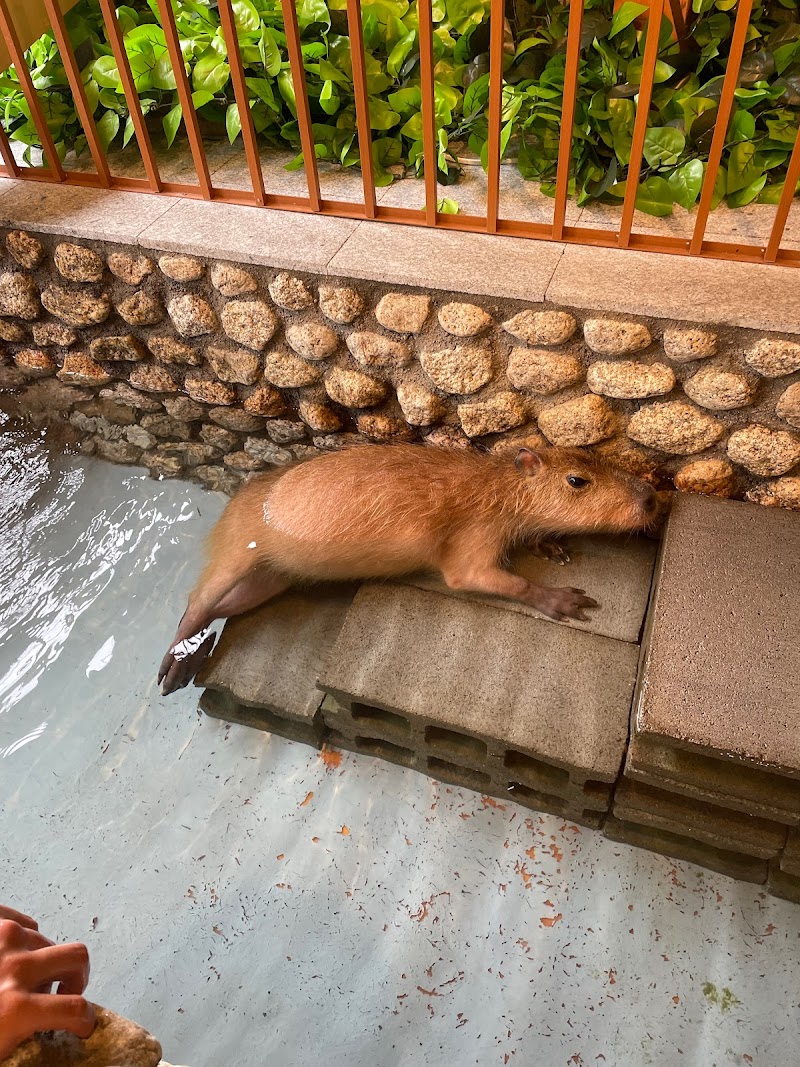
200, 689, 323, 748
604, 816, 769, 885
635, 494, 800, 775
779, 829, 800, 878
768, 861, 800, 905
318, 582, 639, 790
626, 734, 800, 826
407, 534, 657, 644
613, 780, 787, 860
197, 584, 355, 731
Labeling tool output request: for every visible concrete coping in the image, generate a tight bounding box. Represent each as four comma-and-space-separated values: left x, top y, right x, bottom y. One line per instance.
1, 177, 800, 333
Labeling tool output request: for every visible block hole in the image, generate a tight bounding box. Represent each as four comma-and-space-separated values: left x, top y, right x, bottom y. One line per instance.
504, 750, 569, 791
583, 779, 612, 801
354, 736, 413, 765
351, 703, 411, 737
427, 757, 491, 790
425, 726, 487, 764
507, 781, 569, 812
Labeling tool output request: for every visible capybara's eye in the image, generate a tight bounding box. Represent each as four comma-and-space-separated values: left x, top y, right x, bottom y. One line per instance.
566, 475, 589, 489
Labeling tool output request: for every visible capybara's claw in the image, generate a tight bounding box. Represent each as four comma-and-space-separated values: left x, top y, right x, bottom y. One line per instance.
528, 585, 599, 622
531, 539, 571, 566
159, 631, 216, 696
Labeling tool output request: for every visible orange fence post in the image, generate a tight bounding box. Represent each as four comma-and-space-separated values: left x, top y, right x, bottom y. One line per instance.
551, 0, 583, 240
485, 0, 504, 233
346, 0, 377, 218
764, 133, 800, 264
0, 122, 19, 175
417, 0, 438, 226
217, 0, 266, 205
279, 0, 321, 210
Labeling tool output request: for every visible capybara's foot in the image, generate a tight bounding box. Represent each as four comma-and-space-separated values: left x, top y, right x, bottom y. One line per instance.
524, 584, 598, 623
531, 538, 571, 566
158, 630, 216, 696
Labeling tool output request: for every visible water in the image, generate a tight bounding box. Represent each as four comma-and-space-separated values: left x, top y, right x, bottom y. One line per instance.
1, 408, 798, 1067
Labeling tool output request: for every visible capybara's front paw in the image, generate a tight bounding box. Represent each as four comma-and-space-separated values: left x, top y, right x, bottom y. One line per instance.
531, 539, 571, 566
527, 585, 598, 623
158, 630, 216, 696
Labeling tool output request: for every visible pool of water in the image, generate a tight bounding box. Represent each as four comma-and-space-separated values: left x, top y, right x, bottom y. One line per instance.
1, 407, 798, 1067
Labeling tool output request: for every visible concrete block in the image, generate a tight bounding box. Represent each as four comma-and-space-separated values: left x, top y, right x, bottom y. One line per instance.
408, 535, 657, 644
613, 780, 787, 860
768, 861, 800, 905
626, 734, 800, 826
197, 585, 355, 727
635, 494, 800, 775
604, 816, 769, 885
318, 582, 639, 785
779, 829, 800, 878
200, 689, 323, 748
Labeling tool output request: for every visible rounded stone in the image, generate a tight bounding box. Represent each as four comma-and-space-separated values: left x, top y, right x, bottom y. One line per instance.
319, 284, 363, 324
291, 444, 320, 460
396, 382, 446, 426
776, 382, 800, 429
141, 414, 194, 441
242, 384, 286, 417
6, 230, 44, 269
244, 437, 294, 465
268, 272, 314, 310
490, 428, 549, 456
420, 345, 493, 395
587, 360, 675, 400
501, 310, 577, 346
746, 476, 800, 511
0, 366, 26, 389
298, 399, 342, 433
57, 352, 112, 387
265, 419, 307, 444
159, 254, 204, 281
745, 338, 800, 378
0, 320, 27, 342
14, 348, 55, 378
107, 251, 154, 286
95, 439, 142, 465
682, 366, 757, 410
130, 365, 179, 394
225, 450, 266, 471
89, 335, 149, 362
325, 367, 387, 408
437, 302, 493, 338
123, 426, 156, 450
32, 322, 76, 347
627, 401, 725, 455
17, 378, 92, 411
200, 423, 240, 451
286, 321, 339, 361
537, 393, 616, 446
347, 331, 411, 368
195, 464, 242, 496
76, 398, 138, 428
167, 294, 216, 337
727, 424, 800, 476
375, 293, 430, 334
164, 396, 207, 421
674, 458, 736, 498
207, 344, 262, 386
211, 262, 257, 297
54, 243, 104, 283
458, 391, 527, 437
209, 407, 265, 432
117, 291, 164, 327
148, 336, 202, 366
506, 347, 583, 395
42, 285, 109, 326
662, 327, 718, 363
221, 299, 277, 350
184, 377, 236, 406
312, 432, 367, 451
156, 441, 219, 467
0, 273, 41, 320
264, 349, 321, 388
594, 437, 660, 481
100, 383, 163, 413
356, 413, 416, 441
424, 426, 471, 450
584, 318, 652, 356
144, 451, 184, 478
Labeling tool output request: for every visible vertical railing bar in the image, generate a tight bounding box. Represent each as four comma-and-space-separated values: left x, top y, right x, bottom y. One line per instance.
0, 0, 65, 179
417, 0, 438, 226
217, 0, 266, 205
346, 0, 377, 218
97, 0, 162, 191
552, 0, 584, 240
279, 0, 321, 210
485, 0, 504, 233
154, 0, 213, 200
42, 0, 112, 188
764, 133, 800, 263
689, 0, 753, 255
619, 0, 663, 247
0, 123, 20, 175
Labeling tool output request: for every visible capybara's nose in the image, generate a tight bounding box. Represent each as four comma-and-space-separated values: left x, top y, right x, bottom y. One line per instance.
641, 484, 658, 513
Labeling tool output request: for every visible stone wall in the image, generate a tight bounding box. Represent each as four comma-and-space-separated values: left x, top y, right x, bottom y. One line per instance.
0, 227, 799, 509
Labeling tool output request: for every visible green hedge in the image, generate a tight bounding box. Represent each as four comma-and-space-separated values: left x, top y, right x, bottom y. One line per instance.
2, 0, 799, 214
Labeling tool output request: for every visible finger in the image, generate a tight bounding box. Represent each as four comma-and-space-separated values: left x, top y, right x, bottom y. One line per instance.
19, 943, 90, 995
0, 920, 53, 952
23, 993, 95, 1040
0, 906, 38, 931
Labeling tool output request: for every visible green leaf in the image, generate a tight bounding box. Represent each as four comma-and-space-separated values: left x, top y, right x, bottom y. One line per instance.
277, 70, 297, 117
711, 165, 727, 209
96, 110, 119, 152
163, 103, 182, 148
297, 0, 331, 31
226, 103, 242, 143
122, 114, 136, 148
726, 173, 767, 207
368, 97, 399, 130
728, 109, 755, 143
610, 2, 647, 38
667, 158, 703, 210
726, 141, 763, 193
91, 56, 121, 90
643, 127, 686, 168
608, 98, 635, 165
258, 27, 282, 77
232, 0, 260, 34
682, 96, 716, 136
635, 175, 673, 216
437, 196, 459, 213
387, 29, 416, 78
626, 58, 675, 84
193, 50, 230, 94
319, 79, 340, 115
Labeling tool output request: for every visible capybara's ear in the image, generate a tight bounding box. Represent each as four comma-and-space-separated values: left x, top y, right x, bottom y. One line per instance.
514, 448, 543, 475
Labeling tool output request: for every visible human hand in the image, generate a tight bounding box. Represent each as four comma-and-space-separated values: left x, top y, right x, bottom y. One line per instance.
0, 905, 95, 1058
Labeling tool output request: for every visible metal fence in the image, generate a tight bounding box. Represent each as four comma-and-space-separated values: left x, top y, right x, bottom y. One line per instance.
0, 0, 798, 267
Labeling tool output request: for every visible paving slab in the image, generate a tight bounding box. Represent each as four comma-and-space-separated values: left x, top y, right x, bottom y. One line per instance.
318, 581, 639, 784
613, 780, 787, 860
626, 734, 800, 827
634, 494, 800, 774
408, 535, 657, 644
604, 816, 769, 885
